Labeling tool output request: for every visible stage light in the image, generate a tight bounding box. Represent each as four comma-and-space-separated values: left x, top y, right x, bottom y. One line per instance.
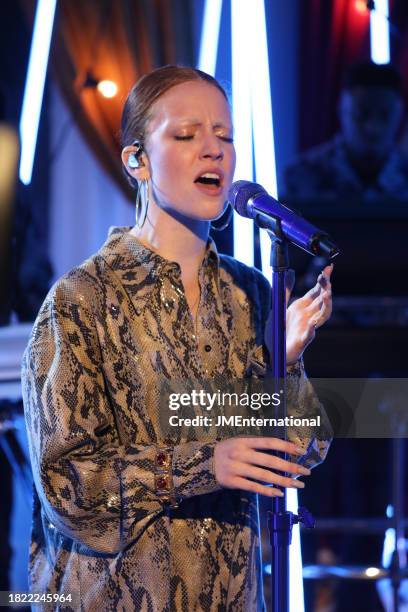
370, 0, 390, 64
231, 0, 254, 266
97, 80, 118, 98
234, 0, 305, 604
197, 0, 223, 75
19, 0, 57, 185
382, 525, 396, 567
246, 1, 305, 604
82, 73, 118, 98
286, 488, 305, 612
198, 0, 254, 266
366, 567, 381, 577
247, 0, 278, 277
355, 0, 369, 14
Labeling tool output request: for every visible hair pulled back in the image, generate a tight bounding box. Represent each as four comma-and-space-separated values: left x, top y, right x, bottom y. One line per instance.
121, 65, 228, 149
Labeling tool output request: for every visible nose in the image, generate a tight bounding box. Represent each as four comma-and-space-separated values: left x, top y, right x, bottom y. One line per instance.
200, 133, 224, 160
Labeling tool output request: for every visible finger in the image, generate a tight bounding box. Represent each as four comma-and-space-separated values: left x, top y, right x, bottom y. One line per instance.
310, 292, 332, 329
317, 264, 333, 287
318, 278, 332, 295
305, 292, 325, 315
304, 282, 321, 302
318, 288, 333, 312
323, 263, 334, 279
235, 463, 305, 489
301, 264, 333, 304
304, 275, 328, 303
233, 477, 284, 497
317, 296, 333, 325
245, 437, 304, 455
246, 450, 311, 476
307, 281, 332, 312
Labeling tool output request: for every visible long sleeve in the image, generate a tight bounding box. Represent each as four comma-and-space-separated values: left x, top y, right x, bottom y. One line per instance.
22, 290, 220, 555
247, 268, 333, 469
285, 358, 332, 469
248, 346, 332, 469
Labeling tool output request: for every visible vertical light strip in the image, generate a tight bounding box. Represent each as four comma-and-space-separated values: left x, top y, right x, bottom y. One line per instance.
197, 0, 223, 75
248, 0, 278, 276
231, 0, 254, 266
286, 489, 305, 612
19, 0, 57, 185
248, 2, 305, 609
370, 0, 390, 64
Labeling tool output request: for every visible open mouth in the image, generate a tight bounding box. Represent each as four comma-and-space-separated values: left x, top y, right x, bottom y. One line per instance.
194, 172, 222, 189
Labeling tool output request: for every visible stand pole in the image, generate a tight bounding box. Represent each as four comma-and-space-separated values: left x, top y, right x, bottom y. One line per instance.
268, 237, 291, 612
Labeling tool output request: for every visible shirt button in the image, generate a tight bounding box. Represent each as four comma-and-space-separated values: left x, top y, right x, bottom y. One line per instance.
156, 452, 168, 467
135, 307, 142, 316
204, 344, 212, 352
156, 476, 169, 490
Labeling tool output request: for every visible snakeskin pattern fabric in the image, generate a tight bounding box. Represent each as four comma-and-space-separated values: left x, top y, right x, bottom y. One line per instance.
22, 227, 331, 611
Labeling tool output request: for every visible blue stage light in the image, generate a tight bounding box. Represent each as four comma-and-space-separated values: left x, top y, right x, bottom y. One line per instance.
197, 0, 223, 76
370, 0, 390, 64
19, 0, 57, 185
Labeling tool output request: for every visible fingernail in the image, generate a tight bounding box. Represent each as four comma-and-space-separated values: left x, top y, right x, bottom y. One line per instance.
276, 490, 284, 497
294, 446, 304, 454
293, 480, 305, 488
299, 467, 311, 476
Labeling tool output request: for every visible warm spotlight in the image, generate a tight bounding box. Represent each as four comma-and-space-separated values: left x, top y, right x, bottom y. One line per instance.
355, 0, 368, 13
97, 80, 118, 98
366, 567, 381, 577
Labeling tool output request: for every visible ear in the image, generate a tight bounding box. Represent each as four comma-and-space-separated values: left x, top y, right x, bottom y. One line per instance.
121, 145, 150, 181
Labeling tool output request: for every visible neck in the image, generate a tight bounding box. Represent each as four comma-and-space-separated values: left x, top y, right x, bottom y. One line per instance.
129, 201, 210, 291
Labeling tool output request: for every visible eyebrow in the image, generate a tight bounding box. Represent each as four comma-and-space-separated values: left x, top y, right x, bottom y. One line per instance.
174, 120, 232, 130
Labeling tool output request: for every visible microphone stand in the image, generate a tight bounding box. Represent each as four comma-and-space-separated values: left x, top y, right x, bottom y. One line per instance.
226, 181, 339, 610
267, 223, 315, 612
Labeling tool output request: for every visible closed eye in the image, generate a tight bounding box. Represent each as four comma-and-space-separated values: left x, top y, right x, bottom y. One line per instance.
175, 134, 234, 143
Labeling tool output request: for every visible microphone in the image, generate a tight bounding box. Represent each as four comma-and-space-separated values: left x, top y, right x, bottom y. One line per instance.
228, 180, 339, 258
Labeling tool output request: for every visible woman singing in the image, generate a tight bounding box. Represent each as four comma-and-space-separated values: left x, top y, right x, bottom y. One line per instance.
22, 65, 333, 611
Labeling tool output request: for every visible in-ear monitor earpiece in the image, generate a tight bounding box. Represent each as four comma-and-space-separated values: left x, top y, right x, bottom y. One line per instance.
128, 140, 143, 169
128, 154, 140, 168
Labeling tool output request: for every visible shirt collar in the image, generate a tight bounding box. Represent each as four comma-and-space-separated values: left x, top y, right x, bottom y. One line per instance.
98, 226, 220, 311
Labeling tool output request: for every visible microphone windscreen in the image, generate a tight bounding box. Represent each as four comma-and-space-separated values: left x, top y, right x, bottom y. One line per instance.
227, 180, 266, 217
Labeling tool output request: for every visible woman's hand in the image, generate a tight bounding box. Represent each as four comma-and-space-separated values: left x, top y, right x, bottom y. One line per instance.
213, 437, 311, 497
286, 264, 333, 365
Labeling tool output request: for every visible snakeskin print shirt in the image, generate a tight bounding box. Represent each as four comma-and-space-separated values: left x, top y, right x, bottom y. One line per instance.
22, 227, 331, 611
